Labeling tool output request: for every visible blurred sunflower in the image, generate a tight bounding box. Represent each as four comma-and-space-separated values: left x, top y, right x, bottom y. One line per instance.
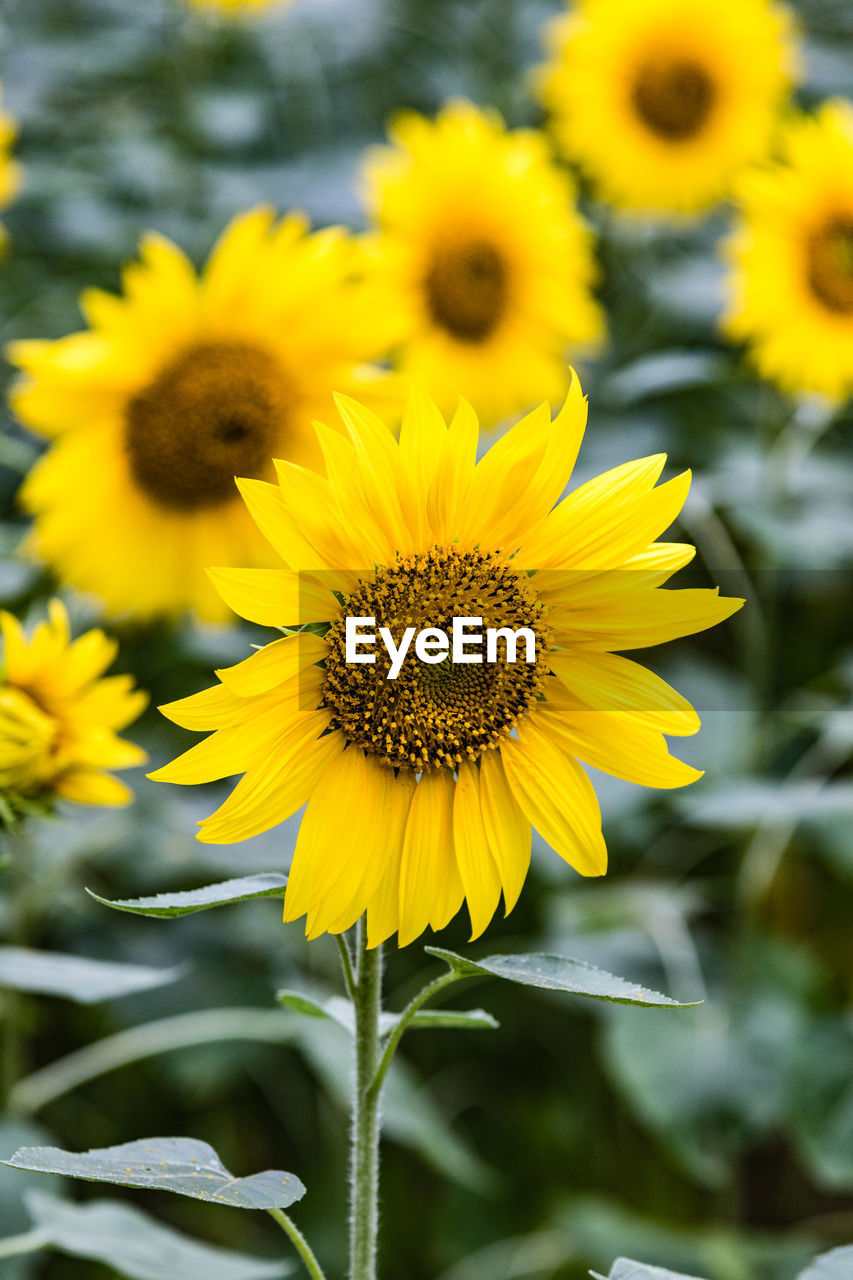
185, 0, 292, 14
151, 382, 742, 947
723, 101, 853, 400
0, 600, 147, 812
8, 208, 395, 622
537, 0, 797, 215
0, 85, 22, 250
360, 100, 603, 423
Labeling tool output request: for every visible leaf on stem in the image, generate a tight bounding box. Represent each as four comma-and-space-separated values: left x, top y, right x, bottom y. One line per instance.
86, 874, 288, 918
277, 991, 498, 1036
0, 948, 186, 1004
426, 949, 701, 1009
592, 1261, 708, 1280
797, 1246, 853, 1280
17, 1191, 291, 1280
3, 1138, 305, 1210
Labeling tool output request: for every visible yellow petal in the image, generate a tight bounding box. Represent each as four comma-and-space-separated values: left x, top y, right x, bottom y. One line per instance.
216, 632, 326, 698
427, 399, 478, 544
208, 567, 336, 629
501, 720, 607, 877
159, 682, 247, 731
365, 771, 417, 948
55, 769, 134, 807
518, 454, 667, 568
453, 759, 502, 941
533, 703, 703, 790
479, 747, 531, 915
398, 769, 463, 946
547, 650, 700, 735
197, 713, 342, 844
551, 587, 745, 650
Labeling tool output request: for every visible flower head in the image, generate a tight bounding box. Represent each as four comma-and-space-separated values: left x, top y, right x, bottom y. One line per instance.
723, 101, 853, 400
360, 100, 603, 422
537, 0, 797, 215
151, 383, 742, 948
0, 601, 147, 813
8, 208, 396, 622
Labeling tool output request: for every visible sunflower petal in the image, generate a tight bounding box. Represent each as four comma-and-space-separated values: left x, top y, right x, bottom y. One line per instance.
501, 720, 607, 876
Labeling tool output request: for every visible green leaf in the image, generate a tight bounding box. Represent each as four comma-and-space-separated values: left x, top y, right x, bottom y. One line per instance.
23, 1191, 290, 1280
86, 873, 288, 918
3, 1138, 305, 1210
276, 991, 397, 1035
798, 1246, 853, 1280
276, 990, 497, 1036
426, 949, 700, 1009
594, 1262, 708, 1280
0, 948, 186, 1004
409, 1008, 499, 1032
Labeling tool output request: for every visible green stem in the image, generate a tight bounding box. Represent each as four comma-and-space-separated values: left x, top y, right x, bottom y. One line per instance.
367, 970, 459, 1105
267, 1208, 328, 1280
348, 922, 383, 1280
336, 932, 357, 1002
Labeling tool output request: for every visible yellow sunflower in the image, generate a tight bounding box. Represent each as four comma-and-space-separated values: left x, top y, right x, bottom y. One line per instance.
0, 600, 147, 810
0, 85, 22, 250
360, 100, 603, 423
8, 208, 395, 623
723, 101, 853, 400
537, 0, 798, 216
184, 0, 292, 14
150, 381, 742, 947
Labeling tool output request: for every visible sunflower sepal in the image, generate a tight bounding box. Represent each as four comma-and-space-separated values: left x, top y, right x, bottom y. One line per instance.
425, 947, 702, 1009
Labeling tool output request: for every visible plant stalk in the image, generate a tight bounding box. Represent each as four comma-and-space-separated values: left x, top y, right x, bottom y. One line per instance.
348, 921, 383, 1280
267, 1208, 328, 1280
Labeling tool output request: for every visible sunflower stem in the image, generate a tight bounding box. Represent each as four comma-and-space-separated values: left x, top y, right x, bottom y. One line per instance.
366, 970, 460, 1105
348, 921, 383, 1280
267, 1208, 328, 1280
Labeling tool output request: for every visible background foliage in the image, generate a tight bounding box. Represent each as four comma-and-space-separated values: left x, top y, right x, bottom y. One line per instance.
1, 0, 852, 1277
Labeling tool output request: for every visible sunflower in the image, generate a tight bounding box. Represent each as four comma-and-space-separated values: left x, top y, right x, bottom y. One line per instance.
0, 84, 22, 250
537, 0, 797, 216
360, 100, 603, 423
723, 101, 853, 400
150, 382, 742, 947
185, 0, 291, 14
0, 600, 147, 811
8, 208, 395, 622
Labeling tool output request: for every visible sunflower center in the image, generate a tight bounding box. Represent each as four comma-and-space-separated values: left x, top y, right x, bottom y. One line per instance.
424, 241, 508, 343
806, 217, 853, 314
322, 546, 548, 771
631, 58, 716, 142
125, 341, 290, 512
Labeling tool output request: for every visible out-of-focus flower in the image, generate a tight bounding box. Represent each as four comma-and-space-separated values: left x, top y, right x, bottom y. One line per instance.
537, 0, 798, 216
184, 0, 292, 15
8, 208, 396, 623
0, 85, 22, 251
0, 601, 147, 812
360, 100, 603, 424
723, 101, 853, 400
151, 382, 742, 948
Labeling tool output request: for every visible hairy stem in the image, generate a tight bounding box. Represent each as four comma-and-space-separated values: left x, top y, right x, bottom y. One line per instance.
367, 970, 460, 1104
348, 922, 383, 1280
267, 1208, 328, 1280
